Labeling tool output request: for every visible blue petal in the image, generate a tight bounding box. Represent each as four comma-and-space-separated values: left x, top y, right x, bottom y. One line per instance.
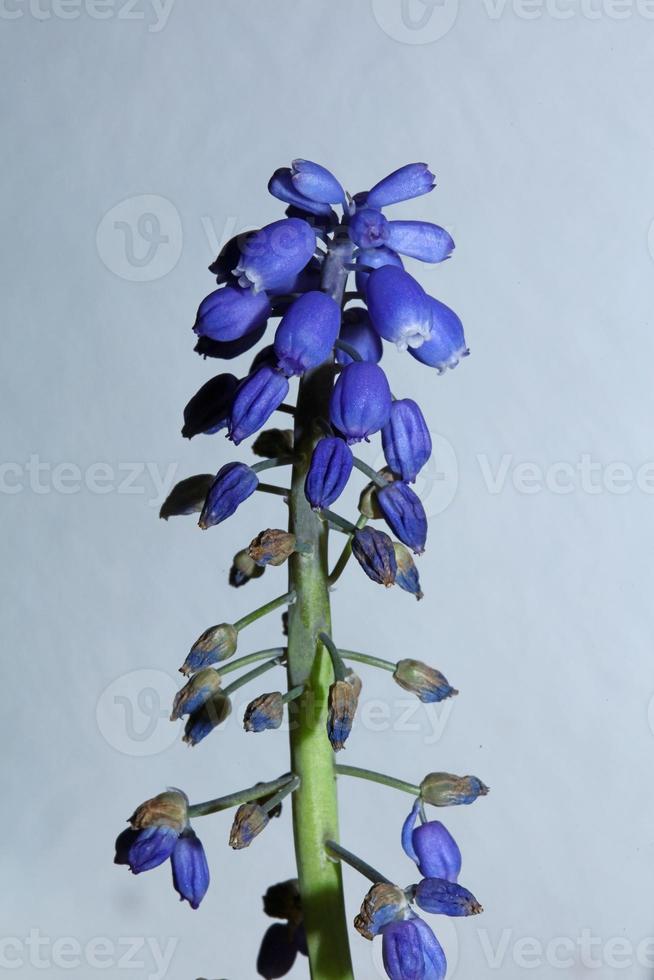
198, 462, 258, 529
382, 399, 432, 483
126, 825, 178, 874
268, 168, 334, 217
386, 221, 454, 263
171, 829, 210, 909
366, 267, 431, 351
193, 286, 271, 343
291, 159, 345, 206
409, 297, 468, 373
336, 309, 384, 366
274, 291, 340, 377
366, 163, 436, 209
354, 246, 403, 295
234, 218, 316, 294
329, 362, 392, 444
228, 366, 290, 445
305, 437, 353, 509
377, 482, 427, 554
414, 877, 481, 917
401, 799, 421, 865
348, 208, 390, 249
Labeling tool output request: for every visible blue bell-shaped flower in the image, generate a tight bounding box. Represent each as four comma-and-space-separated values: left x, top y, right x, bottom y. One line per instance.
382, 398, 432, 482
377, 482, 427, 554
228, 366, 290, 445
171, 828, 210, 909
409, 296, 469, 373
291, 159, 345, 206
274, 291, 341, 377
336, 308, 384, 365
366, 163, 436, 209
304, 437, 353, 509
234, 218, 317, 294
401, 798, 461, 881
366, 266, 432, 351
381, 917, 446, 980
194, 285, 271, 342
329, 362, 392, 443
386, 221, 454, 263
198, 462, 259, 529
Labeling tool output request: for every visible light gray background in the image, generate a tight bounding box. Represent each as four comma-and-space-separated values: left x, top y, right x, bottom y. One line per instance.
2, 1, 654, 977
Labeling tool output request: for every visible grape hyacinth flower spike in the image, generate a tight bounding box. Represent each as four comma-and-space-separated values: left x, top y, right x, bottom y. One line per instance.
114, 159, 483, 980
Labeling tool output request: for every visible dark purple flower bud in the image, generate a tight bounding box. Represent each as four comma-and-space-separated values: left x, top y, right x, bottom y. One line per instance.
183, 690, 232, 746
401, 799, 461, 881
123, 825, 179, 874
366, 163, 436, 209
291, 159, 345, 206
268, 168, 334, 217
181, 373, 239, 439
381, 918, 447, 980
244, 692, 284, 732
229, 803, 269, 849
382, 398, 432, 483
386, 221, 454, 263
354, 245, 404, 295
256, 923, 298, 979
336, 308, 384, 365
159, 474, 214, 521
273, 291, 341, 377
171, 667, 222, 720
194, 285, 271, 342
181, 623, 238, 675
394, 660, 457, 704
393, 542, 423, 600
198, 462, 258, 529
377, 482, 427, 554
414, 878, 483, 917
304, 437, 353, 509
329, 362, 392, 444
420, 772, 489, 807
366, 266, 432, 350
171, 828, 210, 909
348, 207, 390, 249
354, 883, 410, 941
194, 320, 267, 360
234, 218, 317, 294
228, 366, 290, 445
409, 297, 469, 373
327, 676, 359, 751
352, 527, 397, 587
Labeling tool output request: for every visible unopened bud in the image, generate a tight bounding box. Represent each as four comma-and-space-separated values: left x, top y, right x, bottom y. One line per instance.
420, 772, 489, 807
129, 789, 188, 833
327, 674, 360, 751
393, 542, 424, 600
352, 527, 397, 587
171, 668, 222, 721
393, 659, 457, 704
180, 623, 238, 675
414, 878, 483, 917
229, 803, 269, 849
182, 691, 232, 746
229, 548, 265, 588
159, 474, 214, 521
248, 529, 296, 567
354, 883, 409, 941
244, 692, 284, 732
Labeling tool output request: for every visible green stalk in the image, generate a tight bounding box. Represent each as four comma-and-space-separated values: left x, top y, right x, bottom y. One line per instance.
286, 242, 355, 980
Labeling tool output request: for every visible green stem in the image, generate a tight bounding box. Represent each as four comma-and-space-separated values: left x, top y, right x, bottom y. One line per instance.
283, 685, 304, 704
339, 650, 396, 673
318, 631, 347, 682
188, 773, 293, 818
335, 764, 420, 798
222, 655, 284, 697
325, 840, 392, 885
260, 775, 300, 815
252, 456, 295, 474
219, 648, 286, 677
352, 456, 388, 488
319, 508, 358, 535
234, 590, 295, 631
255, 483, 291, 497
286, 242, 355, 980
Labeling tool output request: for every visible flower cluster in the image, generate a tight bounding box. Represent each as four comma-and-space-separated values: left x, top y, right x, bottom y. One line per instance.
116, 159, 481, 980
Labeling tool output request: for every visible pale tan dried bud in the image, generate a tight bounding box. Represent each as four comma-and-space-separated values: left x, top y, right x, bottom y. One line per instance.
129, 789, 188, 832
354, 883, 409, 941
229, 803, 269, 849
248, 529, 297, 567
